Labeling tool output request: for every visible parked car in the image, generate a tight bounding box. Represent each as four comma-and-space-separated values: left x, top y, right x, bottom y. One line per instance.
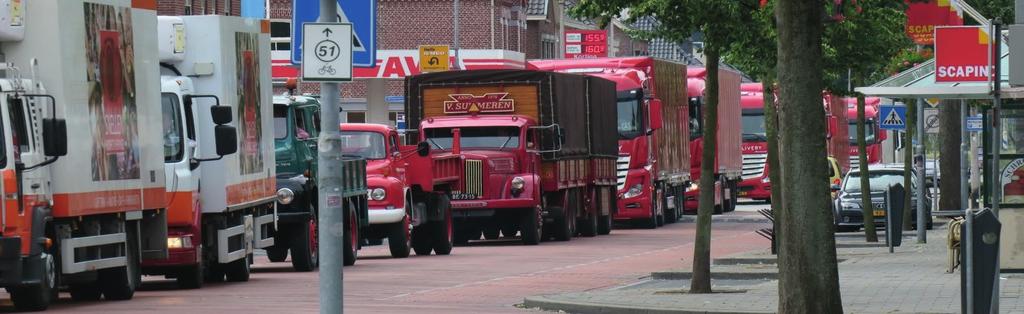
832, 164, 933, 232
828, 156, 842, 198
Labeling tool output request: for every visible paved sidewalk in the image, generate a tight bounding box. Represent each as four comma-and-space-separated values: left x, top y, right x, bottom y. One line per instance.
523, 227, 1024, 313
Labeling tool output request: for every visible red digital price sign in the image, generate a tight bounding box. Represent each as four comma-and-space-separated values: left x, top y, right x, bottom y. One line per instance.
565, 30, 608, 59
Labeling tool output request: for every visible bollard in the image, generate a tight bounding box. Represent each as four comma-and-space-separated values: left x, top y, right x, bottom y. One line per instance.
961, 208, 1001, 314
885, 184, 906, 251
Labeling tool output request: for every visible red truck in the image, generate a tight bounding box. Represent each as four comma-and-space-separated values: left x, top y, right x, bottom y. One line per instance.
738, 86, 850, 202
403, 69, 619, 244
338, 123, 459, 258
684, 68, 743, 214
528, 57, 690, 228
844, 97, 888, 168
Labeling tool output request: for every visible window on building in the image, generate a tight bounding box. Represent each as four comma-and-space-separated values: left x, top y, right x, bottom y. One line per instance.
184, 0, 193, 15
541, 36, 559, 59
388, 112, 398, 128
271, 21, 291, 51
347, 112, 366, 123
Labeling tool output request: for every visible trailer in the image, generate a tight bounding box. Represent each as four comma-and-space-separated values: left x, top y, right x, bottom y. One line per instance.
685, 68, 743, 214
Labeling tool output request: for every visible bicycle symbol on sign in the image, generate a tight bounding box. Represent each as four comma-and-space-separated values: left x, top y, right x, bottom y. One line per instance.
318, 65, 336, 75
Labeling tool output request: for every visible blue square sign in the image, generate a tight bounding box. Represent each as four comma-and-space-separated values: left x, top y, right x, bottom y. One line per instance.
292, 0, 376, 67
878, 104, 907, 131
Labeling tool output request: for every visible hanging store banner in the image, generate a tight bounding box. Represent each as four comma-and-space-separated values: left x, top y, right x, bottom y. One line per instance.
905, 0, 964, 45
934, 26, 991, 83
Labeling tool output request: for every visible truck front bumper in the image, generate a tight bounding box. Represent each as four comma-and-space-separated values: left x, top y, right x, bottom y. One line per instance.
738, 177, 771, 200
368, 207, 405, 225
449, 198, 538, 219
614, 193, 652, 220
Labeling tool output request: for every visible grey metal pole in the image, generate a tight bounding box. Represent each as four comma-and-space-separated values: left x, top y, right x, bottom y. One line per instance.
453, 0, 461, 70
916, 98, 926, 243
317, 1, 344, 313
965, 206, 974, 312
962, 99, 970, 212
990, 19, 1003, 313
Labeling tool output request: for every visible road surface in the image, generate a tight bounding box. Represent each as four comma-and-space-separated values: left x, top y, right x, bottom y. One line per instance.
1, 203, 771, 313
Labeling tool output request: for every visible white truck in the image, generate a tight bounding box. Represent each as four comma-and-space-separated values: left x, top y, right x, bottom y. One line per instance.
139, 15, 276, 287
0, 0, 170, 310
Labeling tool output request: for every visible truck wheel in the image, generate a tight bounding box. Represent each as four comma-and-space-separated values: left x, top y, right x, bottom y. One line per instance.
554, 204, 576, 241
521, 207, 542, 245
578, 211, 598, 237
640, 200, 658, 229
411, 226, 433, 256
69, 283, 102, 301
597, 215, 612, 235
101, 227, 141, 300
432, 195, 454, 255
177, 255, 204, 289
10, 252, 57, 311
224, 254, 251, 282
388, 216, 412, 258
343, 208, 359, 266
292, 216, 320, 270
266, 246, 288, 263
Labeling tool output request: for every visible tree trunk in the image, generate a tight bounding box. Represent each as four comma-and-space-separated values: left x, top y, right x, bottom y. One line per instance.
856, 92, 878, 242
763, 75, 782, 256
690, 47, 720, 294
774, 0, 844, 312
903, 99, 915, 230
938, 99, 961, 211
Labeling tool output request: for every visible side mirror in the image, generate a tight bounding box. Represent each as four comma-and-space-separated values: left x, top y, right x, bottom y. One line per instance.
416, 141, 430, 157
826, 115, 837, 140
830, 184, 842, 192
42, 118, 67, 157
648, 99, 663, 132
210, 106, 232, 124
214, 125, 238, 156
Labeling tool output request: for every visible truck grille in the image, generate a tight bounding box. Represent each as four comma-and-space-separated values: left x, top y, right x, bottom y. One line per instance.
464, 159, 484, 196
742, 153, 768, 180
850, 156, 860, 170
616, 155, 630, 190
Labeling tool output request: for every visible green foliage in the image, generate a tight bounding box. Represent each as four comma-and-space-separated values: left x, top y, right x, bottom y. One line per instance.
969, 0, 1014, 24
883, 48, 932, 77
823, 0, 912, 94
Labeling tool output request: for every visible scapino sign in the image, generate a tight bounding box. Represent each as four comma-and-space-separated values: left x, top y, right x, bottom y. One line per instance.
935, 26, 991, 83
905, 0, 964, 45
443, 93, 515, 114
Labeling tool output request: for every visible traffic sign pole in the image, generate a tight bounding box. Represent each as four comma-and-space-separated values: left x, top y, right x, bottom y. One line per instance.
317, 0, 344, 313
916, 98, 926, 243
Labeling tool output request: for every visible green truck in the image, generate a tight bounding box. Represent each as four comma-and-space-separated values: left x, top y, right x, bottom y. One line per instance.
270, 94, 368, 268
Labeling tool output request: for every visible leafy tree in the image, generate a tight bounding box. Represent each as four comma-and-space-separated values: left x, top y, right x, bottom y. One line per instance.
570, 0, 748, 293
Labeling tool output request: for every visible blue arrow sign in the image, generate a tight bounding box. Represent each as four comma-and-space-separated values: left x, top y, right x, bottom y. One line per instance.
292, 0, 376, 67
878, 104, 907, 131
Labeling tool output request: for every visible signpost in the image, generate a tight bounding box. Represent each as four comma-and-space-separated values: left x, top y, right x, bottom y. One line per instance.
879, 104, 908, 131
564, 30, 608, 59
935, 26, 991, 83
967, 114, 984, 132
418, 45, 450, 73
292, 0, 376, 67
302, 23, 353, 82
924, 108, 940, 134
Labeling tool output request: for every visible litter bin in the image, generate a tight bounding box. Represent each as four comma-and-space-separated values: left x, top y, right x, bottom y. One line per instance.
960, 208, 1000, 314
885, 184, 906, 247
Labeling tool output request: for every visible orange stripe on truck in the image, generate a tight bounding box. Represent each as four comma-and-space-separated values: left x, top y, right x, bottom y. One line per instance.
131, 0, 157, 10
53, 187, 166, 217
226, 177, 276, 206
166, 191, 199, 226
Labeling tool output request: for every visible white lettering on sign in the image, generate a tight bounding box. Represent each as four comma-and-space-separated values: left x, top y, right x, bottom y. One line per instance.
936, 65, 990, 79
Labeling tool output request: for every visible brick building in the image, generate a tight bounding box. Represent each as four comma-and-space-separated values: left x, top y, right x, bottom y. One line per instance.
157, 0, 242, 16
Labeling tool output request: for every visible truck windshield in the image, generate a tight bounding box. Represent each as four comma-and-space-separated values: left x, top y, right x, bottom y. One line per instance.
340, 131, 387, 160
162, 93, 184, 162
848, 120, 877, 143
273, 105, 288, 139
742, 112, 767, 141
617, 98, 643, 139
424, 127, 520, 150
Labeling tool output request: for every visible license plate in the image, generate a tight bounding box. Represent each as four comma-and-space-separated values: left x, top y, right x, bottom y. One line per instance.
873, 209, 885, 217
738, 191, 748, 196
451, 193, 478, 200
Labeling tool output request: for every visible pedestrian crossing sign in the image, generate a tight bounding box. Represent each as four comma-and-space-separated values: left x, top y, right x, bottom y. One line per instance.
879, 104, 907, 130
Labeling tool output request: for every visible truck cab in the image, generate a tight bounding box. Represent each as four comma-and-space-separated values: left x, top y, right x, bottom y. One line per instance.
738, 92, 772, 202
846, 97, 888, 168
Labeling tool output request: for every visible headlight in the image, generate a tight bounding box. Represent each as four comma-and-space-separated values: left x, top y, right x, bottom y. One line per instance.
688, 182, 699, 191
624, 184, 644, 198
167, 236, 193, 249
511, 177, 526, 191
370, 188, 387, 201
277, 188, 295, 205
762, 176, 770, 183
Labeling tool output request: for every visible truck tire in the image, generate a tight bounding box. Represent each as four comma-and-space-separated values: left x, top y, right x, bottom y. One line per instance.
640, 200, 658, 229
521, 207, 542, 245
714, 181, 726, 215
266, 246, 288, 263
101, 226, 141, 300
292, 215, 320, 270
432, 195, 454, 255
578, 211, 598, 237
343, 208, 359, 266
10, 252, 57, 311
388, 216, 412, 258
597, 215, 612, 235
224, 254, 251, 282
176, 254, 204, 289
